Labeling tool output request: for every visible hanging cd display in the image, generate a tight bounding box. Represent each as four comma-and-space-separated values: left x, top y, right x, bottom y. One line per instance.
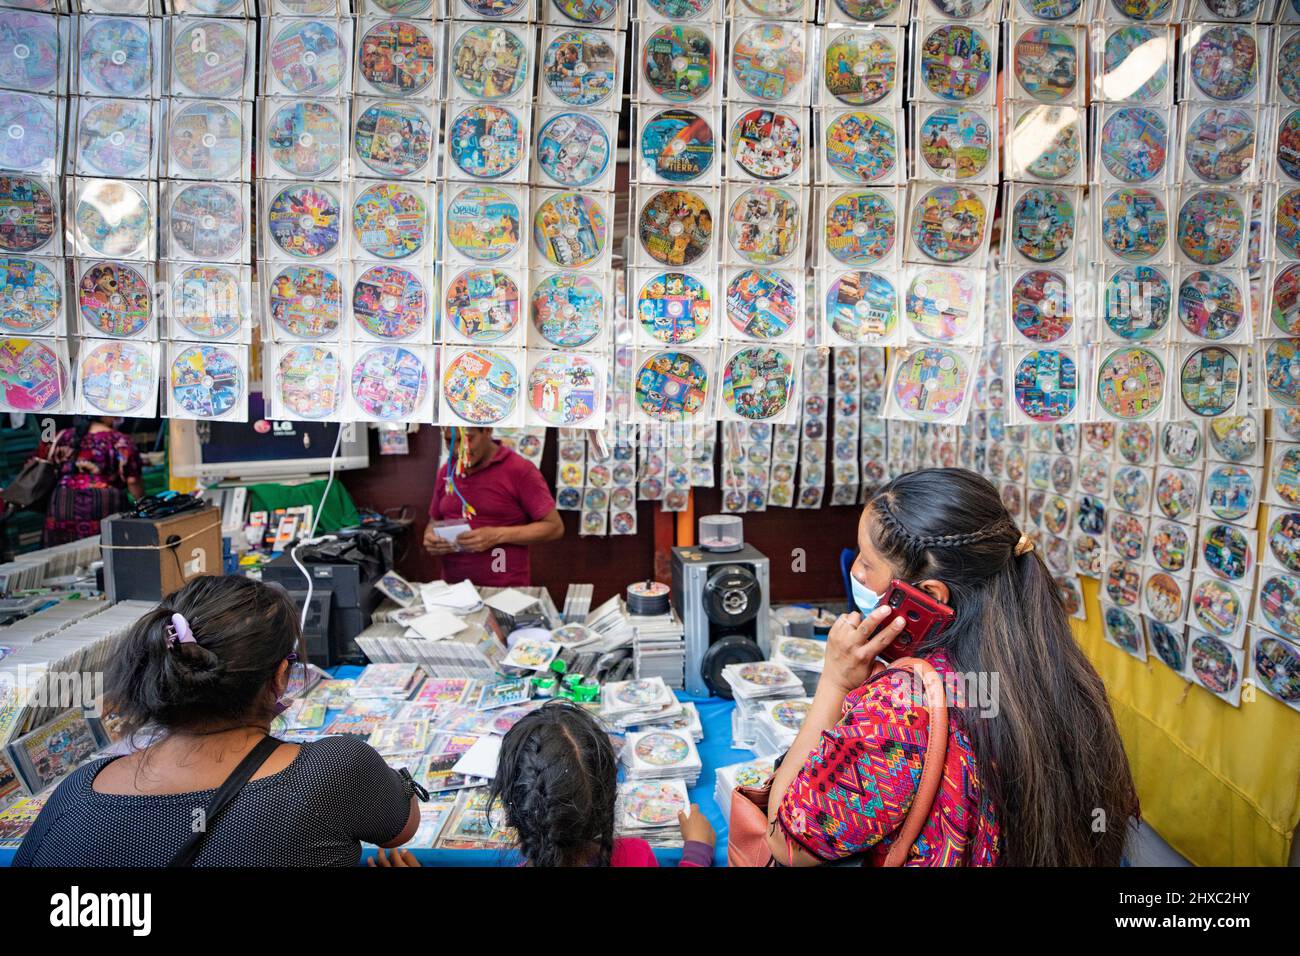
0, 93, 56, 173
168, 101, 243, 180
726, 269, 797, 341
1013, 350, 1077, 423
1179, 346, 1240, 417
77, 340, 155, 415
918, 107, 992, 181
722, 347, 795, 421
823, 30, 897, 106
77, 100, 153, 179
266, 183, 340, 259
169, 183, 243, 261
267, 101, 343, 179
171, 19, 247, 99
1202, 522, 1251, 581
824, 190, 895, 266
1012, 110, 1081, 181
1184, 108, 1255, 184
1178, 270, 1244, 341
640, 109, 714, 183
635, 351, 709, 422
528, 353, 600, 427
910, 186, 987, 263
75, 179, 150, 259
905, 268, 979, 342
352, 182, 427, 260
533, 192, 606, 268
543, 30, 616, 107
1103, 265, 1171, 341
442, 349, 519, 425
0, 176, 54, 255
78, 261, 150, 338
274, 344, 341, 419
638, 189, 712, 267
171, 265, 241, 340
169, 344, 242, 419
1253, 635, 1300, 709
1011, 270, 1071, 343
642, 24, 714, 104
891, 347, 971, 422
267, 264, 342, 339
359, 20, 437, 97
0, 257, 60, 334
1012, 27, 1078, 103
351, 345, 428, 421
1204, 462, 1256, 523
919, 25, 992, 102
1176, 191, 1245, 266
730, 108, 802, 182
531, 273, 603, 348
1100, 108, 1168, 183
451, 25, 528, 100
0, 338, 65, 412
731, 23, 804, 103
0, 12, 60, 94
1268, 511, 1300, 572
80, 16, 152, 97
825, 111, 896, 183
1100, 188, 1168, 261
825, 271, 897, 344
1188, 25, 1258, 103
355, 101, 433, 178
1096, 347, 1165, 420
727, 186, 798, 265
1011, 187, 1074, 264
353, 265, 426, 341
445, 185, 522, 263
638, 272, 711, 345
269, 19, 345, 96
445, 268, 520, 343
536, 113, 610, 188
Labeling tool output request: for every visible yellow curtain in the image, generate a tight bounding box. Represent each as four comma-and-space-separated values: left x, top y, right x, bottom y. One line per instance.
1073, 575, 1300, 866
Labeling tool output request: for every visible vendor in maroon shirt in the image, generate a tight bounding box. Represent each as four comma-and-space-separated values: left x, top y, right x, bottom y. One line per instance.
424, 427, 564, 587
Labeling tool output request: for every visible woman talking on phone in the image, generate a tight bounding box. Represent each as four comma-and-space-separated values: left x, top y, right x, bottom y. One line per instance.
764, 468, 1138, 867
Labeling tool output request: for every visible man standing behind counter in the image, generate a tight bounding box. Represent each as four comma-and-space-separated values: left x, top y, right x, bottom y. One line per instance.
423, 427, 564, 587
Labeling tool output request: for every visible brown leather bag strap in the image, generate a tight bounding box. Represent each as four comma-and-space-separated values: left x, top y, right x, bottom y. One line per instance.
878, 657, 949, 867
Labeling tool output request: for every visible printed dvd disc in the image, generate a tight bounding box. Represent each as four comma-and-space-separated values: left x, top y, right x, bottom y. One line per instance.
1103, 28, 1168, 104
352, 182, 427, 260
1012, 110, 1081, 182
169, 101, 242, 180
645, 0, 714, 14
1119, 423, 1155, 463
1190, 634, 1239, 692
1185, 108, 1255, 184
1272, 446, 1300, 505
533, 192, 606, 268
635, 351, 708, 421
905, 268, 978, 341
1178, 270, 1244, 341
1014, 349, 1077, 423
1110, 514, 1145, 561
1269, 512, 1300, 572
80, 16, 151, 97
172, 265, 241, 340
0, 175, 53, 255
536, 113, 610, 187
359, 20, 437, 97
78, 261, 149, 337
170, 344, 241, 418
892, 347, 970, 422
0, 337, 64, 412
722, 347, 794, 421
919, 25, 992, 102
642, 24, 713, 104
171, 19, 246, 98
1272, 265, 1300, 336
1012, 270, 1071, 343
1151, 519, 1190, 570
451, 25, 527, 101
528, 353, 599, 427
824, 190, 895, 266
1259, 571, 1300, 642
1280, 111, 1300, 182
1103, 265, 1171, 340
353, 265, 426, 340
77, 100, 152, 178
823, 30, 897, 107
78, 340, 155, 415
728, 186, 798, 265
726, 269, 796, 341
825, 271, 897, 343
639, 189, 712, 267
1145, 572, 1185, 624
1101, 188, 1168, 261
918, 107, 992, 181
1204, 463, 1255, 521
442, 348, 520, 425
1177, 191, 1245, 266
1100, 108, 1168, 183
0, 257, 60, 334
1188, 25, 1257, 103
543, 30, 616, 108
446, 185, 522, 263
269, 19, 344, 97
1013, 27, 1078, 103
825, 111, 897, 183
77, 179, 150, 259
641, 109, 714, 183
637, 272, 710, 345
730, 107, 801, 182
1076, 536, 1104, 579
1111, 0, 1172, 20
0, 12, 59, 93
268, 101, 343, 179
351, 345, 427, 421
0, 93, 55, 173
1206, 414, 1257, 461
731, 23, 803, 103
355, 102, 433, 178
1281, 33, 1300, 105
462, 0, 529, 15
268, 264, 342, 339
1097, 347, 1165, 420
910, 185, 987, 264
1106, 560, 1141, 606
169, 183, 242, 260
1280, 189, 1300, 260
266, 183, 340, 259
1161, 422, 1201, 466
1202, 522, 1250, 582
1011, 187, 1075, 263
446, 267, 520, 343
1254, 635, 1300, 705
275, 344, 341, 418
552, 0, 618, 23
531, 273, 602, 348
1180, 346, 1239, 417
1154, 470, 1193, 520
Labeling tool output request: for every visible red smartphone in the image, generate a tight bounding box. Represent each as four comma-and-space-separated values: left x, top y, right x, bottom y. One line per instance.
871, 579, 955, 659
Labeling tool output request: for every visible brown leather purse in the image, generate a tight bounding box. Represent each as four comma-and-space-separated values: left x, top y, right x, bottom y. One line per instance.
727, 656, 950, 868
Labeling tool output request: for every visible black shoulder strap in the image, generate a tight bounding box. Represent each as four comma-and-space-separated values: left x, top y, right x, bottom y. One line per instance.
167, 736, 282, 868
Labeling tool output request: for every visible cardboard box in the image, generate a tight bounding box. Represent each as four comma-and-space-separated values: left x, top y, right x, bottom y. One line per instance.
101, 506, 223, 603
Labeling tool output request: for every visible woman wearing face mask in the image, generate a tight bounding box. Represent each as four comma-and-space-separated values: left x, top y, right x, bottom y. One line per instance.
765, 468, 1138, 867
31, 415, 145, 546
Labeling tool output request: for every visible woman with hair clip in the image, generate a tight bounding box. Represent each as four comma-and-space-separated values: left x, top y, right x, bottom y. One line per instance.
764, 468, 1139, 867
13, 575, 421, 867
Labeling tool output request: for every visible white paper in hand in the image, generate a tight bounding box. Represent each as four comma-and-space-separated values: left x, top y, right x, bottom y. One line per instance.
451, 734, 503, 779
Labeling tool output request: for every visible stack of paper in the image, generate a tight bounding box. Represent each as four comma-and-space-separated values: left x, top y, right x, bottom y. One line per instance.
615, 778, 689, 849
620, 728, 701, 787
599, 677, 680, 730
714, 756, 777, 825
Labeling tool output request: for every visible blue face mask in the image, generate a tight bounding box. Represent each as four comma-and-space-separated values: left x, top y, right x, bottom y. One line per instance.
850, 573, 882, 616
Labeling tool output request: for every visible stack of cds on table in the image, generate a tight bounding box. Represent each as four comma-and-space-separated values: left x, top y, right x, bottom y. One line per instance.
714, 755, 777, 825
561, 583, 594, 623
599, 676, 679, 731
630, 608, 686, 689
630, 701, 702, 742
615, 778, 690, 849
620, 727, 701, 788
723, 661, 805, 749
752, 696, 814, 758
770, 633, 827, 695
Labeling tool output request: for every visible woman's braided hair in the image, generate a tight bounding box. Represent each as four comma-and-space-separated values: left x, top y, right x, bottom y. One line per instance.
872, 495, 1015, 553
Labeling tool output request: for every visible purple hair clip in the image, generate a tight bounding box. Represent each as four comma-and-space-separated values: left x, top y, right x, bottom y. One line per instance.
166, 613, 197, 649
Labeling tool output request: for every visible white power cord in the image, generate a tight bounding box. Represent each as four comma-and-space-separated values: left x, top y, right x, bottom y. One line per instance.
291, 425, 345, 632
